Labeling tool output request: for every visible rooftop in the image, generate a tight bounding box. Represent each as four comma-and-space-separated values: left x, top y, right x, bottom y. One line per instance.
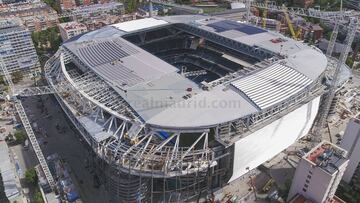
289, 194, 346, 203
305, 141, 348, 175
70, 2, 123, 12
62, 16, 328, 128
59, 21, 87, 31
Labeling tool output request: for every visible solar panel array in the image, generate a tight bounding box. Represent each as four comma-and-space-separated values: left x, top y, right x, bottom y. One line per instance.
207, 20, 266, 35
231, 63, 313, 110
78, 39, 138, 67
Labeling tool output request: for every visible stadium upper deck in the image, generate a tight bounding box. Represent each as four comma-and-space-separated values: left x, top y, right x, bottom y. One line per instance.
61, 16, 327, 129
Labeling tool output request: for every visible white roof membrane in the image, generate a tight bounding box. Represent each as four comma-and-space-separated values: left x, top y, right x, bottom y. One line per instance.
231, 63, 313, 109
112, 18, 169, 33
229, 96, 320, 182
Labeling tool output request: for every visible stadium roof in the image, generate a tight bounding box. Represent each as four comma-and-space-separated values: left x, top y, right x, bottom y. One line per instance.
62, 16, 328, 129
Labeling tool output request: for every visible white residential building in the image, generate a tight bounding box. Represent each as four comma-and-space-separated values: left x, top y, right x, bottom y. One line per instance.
287, 141, 348, 203
0, 19, 39, 74
58, 21, 88, 41
340, 114, 360, 187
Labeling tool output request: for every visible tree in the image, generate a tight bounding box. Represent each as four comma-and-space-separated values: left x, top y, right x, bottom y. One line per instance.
125, 0, 138, 13
0, 76, 5, 85
34, 190, 44, 203
24, 168, 38, 186
346, 57, 354, 68
11, 71, 23, 84
14, 130, 26, 144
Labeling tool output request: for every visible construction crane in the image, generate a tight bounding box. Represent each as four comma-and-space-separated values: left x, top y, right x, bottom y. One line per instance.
0, 60, 56, 189
315, 18, 359, 139
282, 4, 298, 40
262, 0, 268, 28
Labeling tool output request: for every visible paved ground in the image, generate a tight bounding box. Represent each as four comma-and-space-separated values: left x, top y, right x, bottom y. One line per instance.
21, 95, 110, 203
0, 102, 32, 203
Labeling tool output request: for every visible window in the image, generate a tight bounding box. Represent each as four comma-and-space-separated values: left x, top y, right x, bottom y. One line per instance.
303, 188, 307, 192
304, 184, 308, 188
306, 179, 310, 184
309, 171, 313, 175
307, 175, 312, 179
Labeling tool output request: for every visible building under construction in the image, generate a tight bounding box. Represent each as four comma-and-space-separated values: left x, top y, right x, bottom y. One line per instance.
43, 16, 336, 202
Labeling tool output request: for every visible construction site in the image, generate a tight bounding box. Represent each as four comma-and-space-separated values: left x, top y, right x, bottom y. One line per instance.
0, 1, 359, 203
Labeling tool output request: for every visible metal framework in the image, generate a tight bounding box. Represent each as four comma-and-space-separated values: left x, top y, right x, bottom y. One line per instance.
175, 23, 275, 60
0, 59, 56, 189
41, 49, 224, 201
251, 1, 357, 22
317, 18, 359, 131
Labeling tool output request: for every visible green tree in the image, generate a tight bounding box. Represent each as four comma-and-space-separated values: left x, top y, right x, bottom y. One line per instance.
24, 168, 38, 185
125, 0, 138, 13
346, 57, 354, 68
11, 71, 23, 84
0, 76, 5, 85
34, 190, 44, 203
14, 130, 26, 144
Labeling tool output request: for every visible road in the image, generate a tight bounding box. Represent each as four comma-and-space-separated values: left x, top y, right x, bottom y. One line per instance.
21, 95, 110, 203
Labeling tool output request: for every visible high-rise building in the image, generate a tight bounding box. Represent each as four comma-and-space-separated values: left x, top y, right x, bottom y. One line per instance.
58, 21, 88, 41
0, 1, 59, 32
340, 114, 360, 191
0, 20, 39, 74
59, 0, 76, 10
287, 141, 348, 203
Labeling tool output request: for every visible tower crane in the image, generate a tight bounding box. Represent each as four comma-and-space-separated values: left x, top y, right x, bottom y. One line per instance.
262, 0, 268, 28
282, 4, 298, 40
0, 59, 56, 189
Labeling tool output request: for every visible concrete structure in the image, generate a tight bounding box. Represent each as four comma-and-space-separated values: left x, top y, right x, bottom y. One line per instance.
59, 0, 76, 11
0, 1, 59, 32
0, 19, 39, 74
63, 2, 125, 30
297, 24, 324, 41
340, 114, 360, 190
288, 141, 348, 203
0, 129, 19, 200
58, 21, 88, 41
44, 16, 336, 202
318, 39, 354, 55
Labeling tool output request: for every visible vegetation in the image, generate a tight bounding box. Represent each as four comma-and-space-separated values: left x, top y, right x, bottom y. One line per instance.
25, 168, 38, 186
43, 0, 61, 13
11, 71, 24, 84
346, 57, 354, 68
59, 17, 71, 23
174, 0, 191, 4
125, 0, 139, 13
0, 76, 5, 85
35, 190, 45, 203
336, 182, 360, 203
0, 173, 10, 203
278, 179, 292, 200
32, 27, 62, 54
14, 130, 27, 144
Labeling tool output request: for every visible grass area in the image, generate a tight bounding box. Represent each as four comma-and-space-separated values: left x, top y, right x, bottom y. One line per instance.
202, 6, 227, 14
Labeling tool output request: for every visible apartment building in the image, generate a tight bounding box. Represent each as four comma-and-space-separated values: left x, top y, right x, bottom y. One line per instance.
0, 20, 39, 74
340, 114, 360, 192
287, 141, 348, 203
0, 1, 59, 32
58, 21, 88, 41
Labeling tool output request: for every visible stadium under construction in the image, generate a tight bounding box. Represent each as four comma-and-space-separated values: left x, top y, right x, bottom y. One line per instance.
43, 16, 345, 202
